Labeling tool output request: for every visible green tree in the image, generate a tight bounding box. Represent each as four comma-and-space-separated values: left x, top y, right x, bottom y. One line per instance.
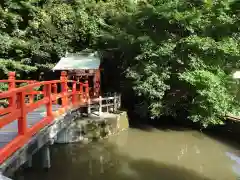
1, 0, 240, 127
0, 0, 103, 78
98, 0, 240, 127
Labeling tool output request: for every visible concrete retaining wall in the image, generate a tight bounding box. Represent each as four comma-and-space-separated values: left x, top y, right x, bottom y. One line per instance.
56, 111, 129, 144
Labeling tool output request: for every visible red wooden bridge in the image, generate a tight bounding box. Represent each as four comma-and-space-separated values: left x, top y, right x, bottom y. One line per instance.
0, 71, 106, 177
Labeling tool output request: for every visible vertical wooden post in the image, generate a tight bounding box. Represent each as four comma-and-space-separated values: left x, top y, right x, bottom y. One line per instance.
60, 71, 68, 108
72, 81, 77, 105
114, 92, 117, 113
8, 72, 16, 107
99, 96, 102, 116
28, 81, 34, 104
52, 83, 57, 104
8, 72, 16, 90
85, 80, 90, 114
42, 145, 51, 169
79, 83, 83, 103
45, 84, 52, 120
118, 94, 121, 109
18, 91, 27, 135
85, 80, 89, 100
96, 69, 101, 97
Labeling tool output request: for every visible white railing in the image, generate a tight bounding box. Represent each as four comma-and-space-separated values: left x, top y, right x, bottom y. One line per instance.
87, 93, 121, 116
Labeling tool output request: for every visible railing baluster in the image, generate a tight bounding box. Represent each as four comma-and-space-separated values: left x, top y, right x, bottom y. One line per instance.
28, 81, 34, 104
45, 84, 52, 119
18, 91, 27, 135
60, 71, 68, 108
52, 83, 57, 104
8, 72, 16, 107
79, 83, 83, 103
114, 92, 117, 112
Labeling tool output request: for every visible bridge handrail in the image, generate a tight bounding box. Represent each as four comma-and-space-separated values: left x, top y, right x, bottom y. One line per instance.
0, 71, 90, 164
0, 72, 38, 90
0, 80, 88, 98
0, 80, 37, 83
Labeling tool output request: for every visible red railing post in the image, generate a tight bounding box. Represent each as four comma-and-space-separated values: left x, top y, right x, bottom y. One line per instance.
8, 72, 16, 107
79, 83, 83, 103
18, 91, 27, 135
60, 71, 68, 107
52, 83, 57, 104
85, 80, 89, 100
72, 81, 77, 105
45, 84, 53, 119
28, 81, 34, 104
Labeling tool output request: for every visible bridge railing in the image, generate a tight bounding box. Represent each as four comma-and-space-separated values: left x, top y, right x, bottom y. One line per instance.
0, 71, 89, 164
0, 72, 38, 107
0, 72, 37, 90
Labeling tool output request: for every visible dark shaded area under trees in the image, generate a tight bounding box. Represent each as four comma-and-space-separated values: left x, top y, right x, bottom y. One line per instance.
1, 0, 240, 128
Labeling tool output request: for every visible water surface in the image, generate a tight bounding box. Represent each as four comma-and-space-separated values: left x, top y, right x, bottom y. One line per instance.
16, 128, 240, 180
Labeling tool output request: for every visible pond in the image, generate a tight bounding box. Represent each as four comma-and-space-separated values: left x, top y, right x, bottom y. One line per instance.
15, 128, 240, 180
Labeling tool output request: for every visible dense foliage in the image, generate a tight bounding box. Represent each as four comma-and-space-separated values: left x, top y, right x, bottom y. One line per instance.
0, 0, 103, 79
97, 0, 240, 127
1, 0, 240, 127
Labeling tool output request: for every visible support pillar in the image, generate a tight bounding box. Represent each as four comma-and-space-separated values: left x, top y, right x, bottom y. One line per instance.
24, 155, 33, 168
42, 145, 51, 169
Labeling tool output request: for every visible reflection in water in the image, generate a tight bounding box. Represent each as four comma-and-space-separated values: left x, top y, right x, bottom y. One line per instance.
15, 128, 240, 180
226, 152, 240, 176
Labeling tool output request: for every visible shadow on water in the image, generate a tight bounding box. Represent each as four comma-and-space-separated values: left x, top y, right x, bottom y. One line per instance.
15, 142, 212, 180
203, 128, 240, 151
129, 115, 198, 132
129, 113, 240, 151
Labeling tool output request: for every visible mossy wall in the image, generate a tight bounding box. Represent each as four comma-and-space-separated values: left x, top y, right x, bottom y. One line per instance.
56, 111, 129, 144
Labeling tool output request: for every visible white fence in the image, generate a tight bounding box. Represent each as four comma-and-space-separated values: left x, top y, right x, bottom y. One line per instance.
87, 93, 121, 116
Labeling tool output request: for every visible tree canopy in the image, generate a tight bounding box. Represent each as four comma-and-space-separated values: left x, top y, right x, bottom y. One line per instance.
1, 0, 240, 127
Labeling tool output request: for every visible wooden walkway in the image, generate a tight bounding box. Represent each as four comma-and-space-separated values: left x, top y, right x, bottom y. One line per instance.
0, 105, 61, 148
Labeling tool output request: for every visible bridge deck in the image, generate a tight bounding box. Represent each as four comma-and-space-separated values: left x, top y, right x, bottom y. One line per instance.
0, 104, 61, 148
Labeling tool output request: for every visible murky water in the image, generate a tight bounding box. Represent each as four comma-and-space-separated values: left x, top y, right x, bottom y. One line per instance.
16, 128, 240, 180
